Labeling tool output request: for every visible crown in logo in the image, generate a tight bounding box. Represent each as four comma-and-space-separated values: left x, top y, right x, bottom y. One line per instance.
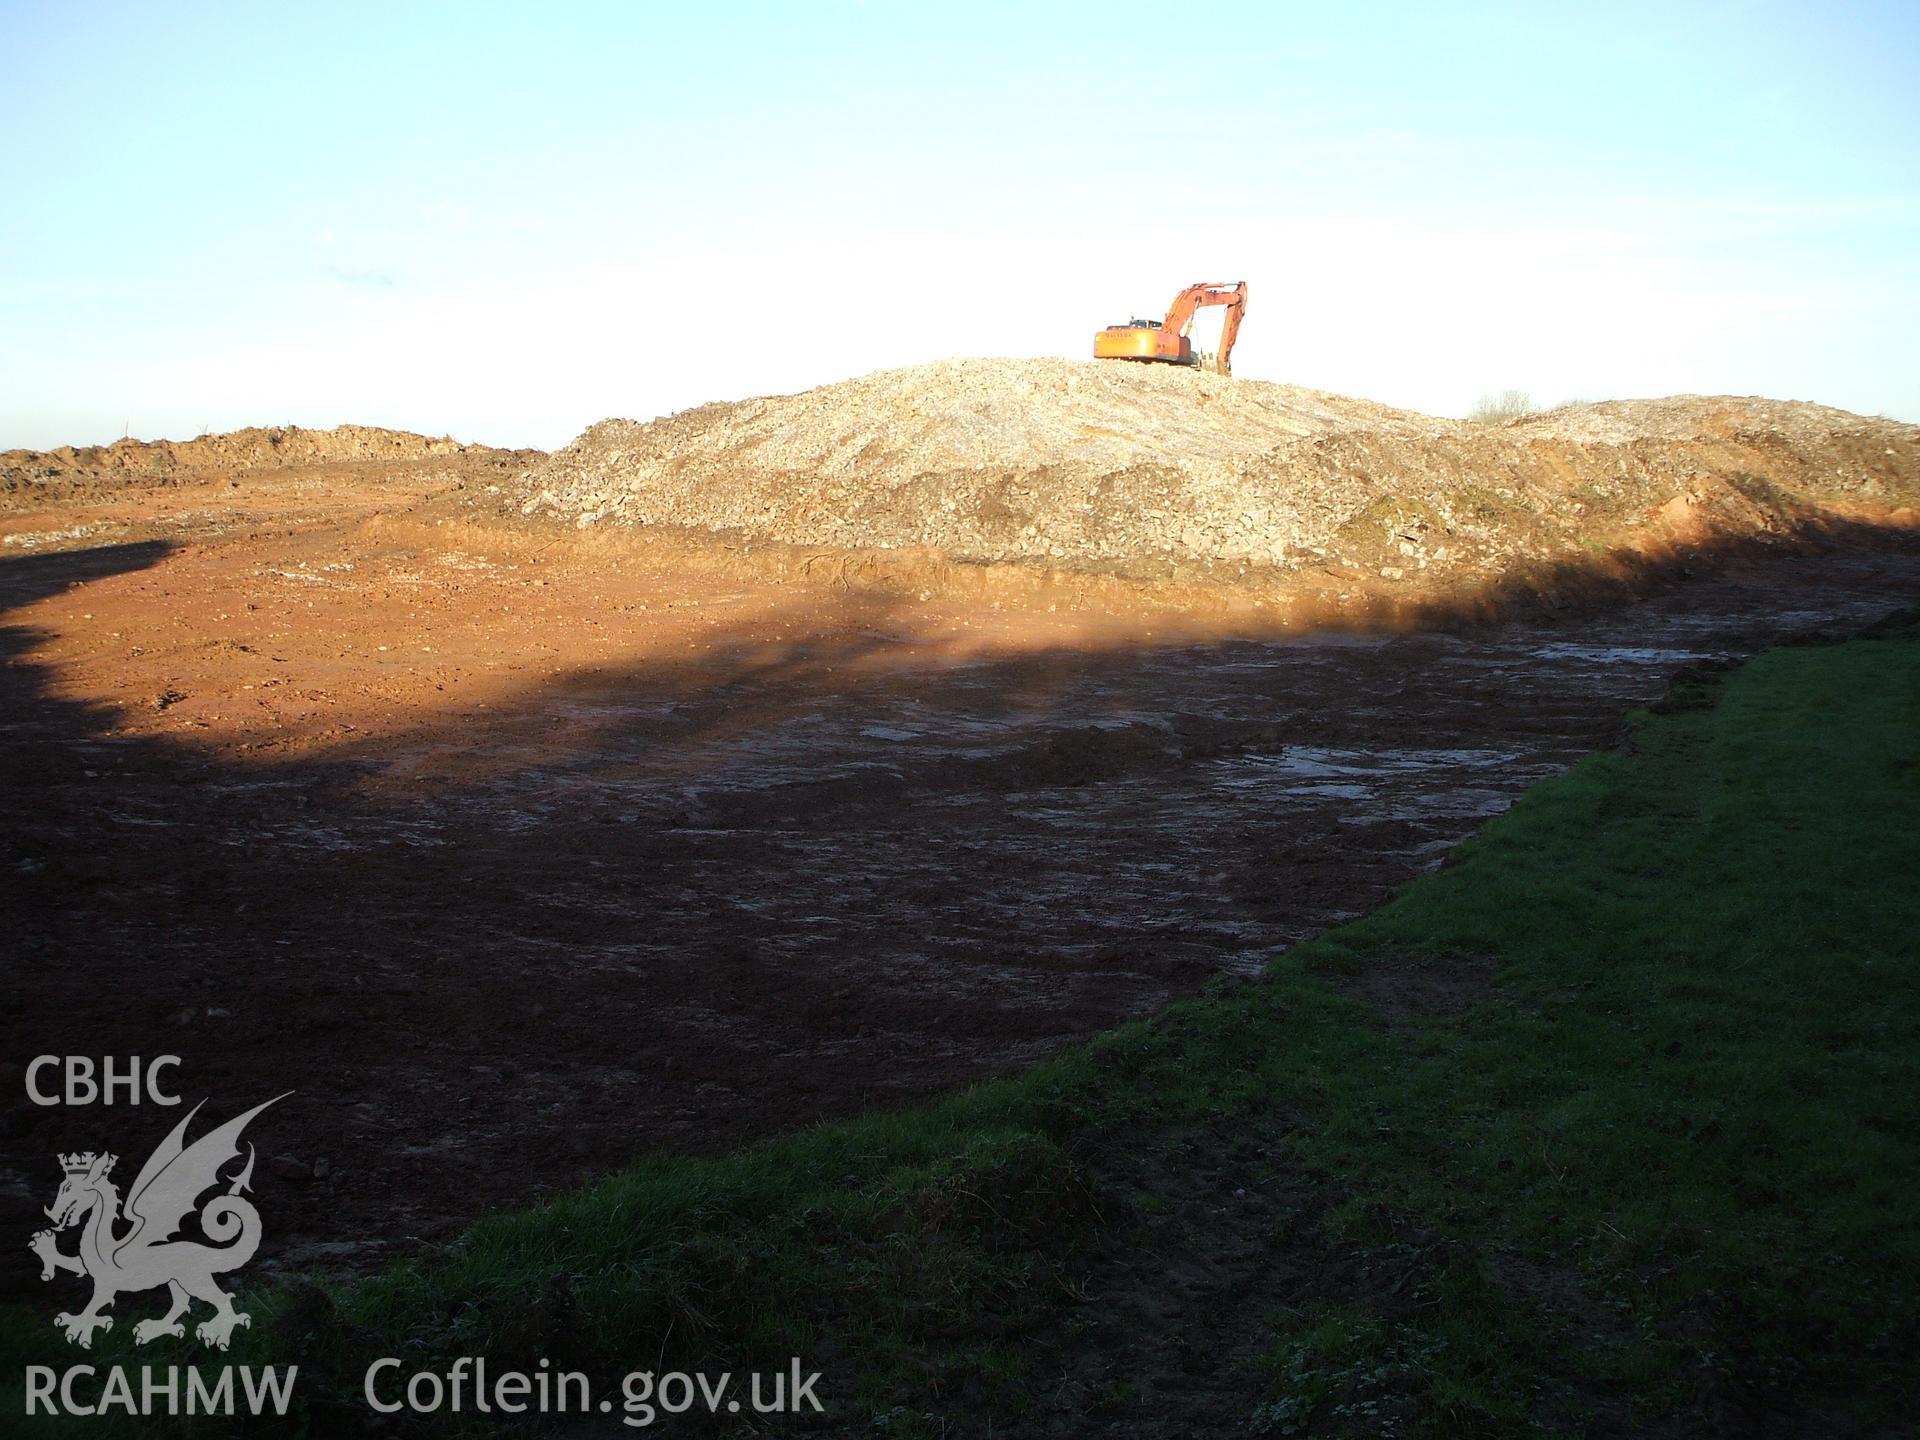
59, 1152, 104, 1176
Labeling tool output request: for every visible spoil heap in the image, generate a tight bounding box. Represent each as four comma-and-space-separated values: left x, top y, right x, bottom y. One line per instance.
3, 425, 529, 507
519, 356, 1918, 581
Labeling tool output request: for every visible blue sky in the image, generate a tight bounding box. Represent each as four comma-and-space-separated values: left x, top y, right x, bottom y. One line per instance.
2, 0, 1916, 449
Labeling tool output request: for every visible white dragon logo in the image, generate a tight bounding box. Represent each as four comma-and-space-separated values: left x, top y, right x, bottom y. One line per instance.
28, 1095, 288, 1351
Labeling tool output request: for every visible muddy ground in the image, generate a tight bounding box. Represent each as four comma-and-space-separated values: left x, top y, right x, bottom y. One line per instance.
4, 465, 1919, 1294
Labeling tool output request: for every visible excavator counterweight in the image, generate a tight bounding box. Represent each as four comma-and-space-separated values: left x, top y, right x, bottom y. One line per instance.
1094, 281, 1247, 375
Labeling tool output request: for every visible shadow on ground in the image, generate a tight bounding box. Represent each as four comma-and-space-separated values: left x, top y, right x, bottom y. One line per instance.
5, 527, 1919, 1290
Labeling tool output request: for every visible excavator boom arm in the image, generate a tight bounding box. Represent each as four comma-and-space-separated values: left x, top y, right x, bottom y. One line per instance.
1162, 282, 1248, 373
1215, 291, 1245, 372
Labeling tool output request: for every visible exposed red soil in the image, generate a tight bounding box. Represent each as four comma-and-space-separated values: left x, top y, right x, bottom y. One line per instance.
4, 460, 1919, 1293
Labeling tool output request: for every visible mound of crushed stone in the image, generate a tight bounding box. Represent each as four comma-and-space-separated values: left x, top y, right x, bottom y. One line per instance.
522, 358, 1919, 581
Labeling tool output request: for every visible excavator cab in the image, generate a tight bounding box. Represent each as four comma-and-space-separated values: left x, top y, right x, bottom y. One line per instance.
1095, 281, 1247, 374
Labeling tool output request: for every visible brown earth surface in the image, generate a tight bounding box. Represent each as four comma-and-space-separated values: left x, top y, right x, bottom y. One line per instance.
3, 404, 1920, 1296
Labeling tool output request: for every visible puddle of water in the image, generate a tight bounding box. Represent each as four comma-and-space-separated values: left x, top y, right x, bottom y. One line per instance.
1529, 643, 1714, 664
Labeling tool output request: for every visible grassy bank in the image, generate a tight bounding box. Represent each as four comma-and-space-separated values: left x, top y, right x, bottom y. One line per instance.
7, 616, 1917, 1435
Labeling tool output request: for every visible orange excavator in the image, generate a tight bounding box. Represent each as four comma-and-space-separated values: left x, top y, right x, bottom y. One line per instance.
1094, 281, 1247, 374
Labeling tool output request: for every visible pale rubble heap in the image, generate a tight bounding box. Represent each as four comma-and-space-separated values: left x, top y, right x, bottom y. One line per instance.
519, 356, 1918, 580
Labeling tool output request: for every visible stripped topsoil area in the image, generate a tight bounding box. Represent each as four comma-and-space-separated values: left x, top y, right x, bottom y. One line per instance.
3, 381, 1919, 1290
